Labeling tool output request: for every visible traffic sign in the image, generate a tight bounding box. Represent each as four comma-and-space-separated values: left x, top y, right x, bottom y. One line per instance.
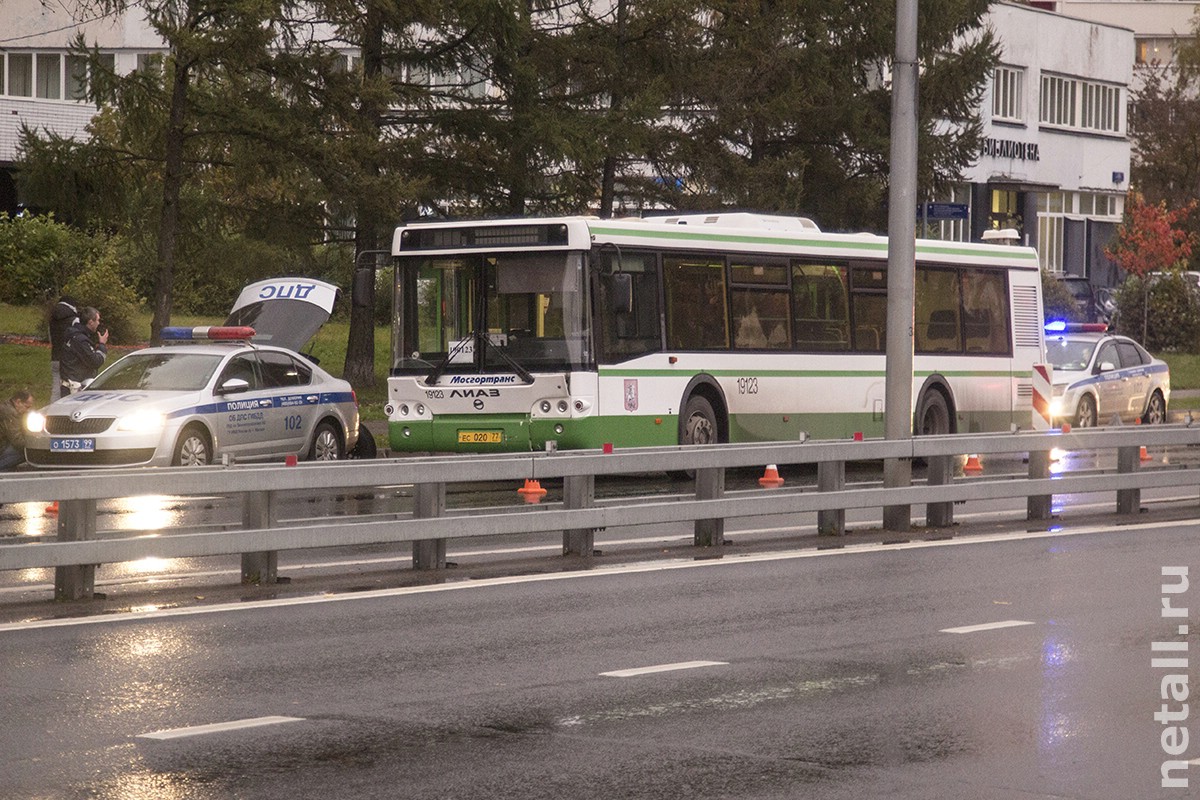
920, 202, 969, 221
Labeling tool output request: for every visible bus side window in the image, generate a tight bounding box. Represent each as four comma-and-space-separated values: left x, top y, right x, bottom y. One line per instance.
596, 252, 661, 361
915, 266, 962, 353
962, 269, 1011, 355
664, 256, 729, 350
792, 263, 850, 351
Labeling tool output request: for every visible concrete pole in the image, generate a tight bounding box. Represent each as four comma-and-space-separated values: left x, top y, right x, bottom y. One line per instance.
883, 0, 918, 531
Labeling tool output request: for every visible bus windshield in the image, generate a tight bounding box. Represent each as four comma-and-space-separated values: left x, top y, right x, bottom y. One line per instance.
394, 251, 590, 374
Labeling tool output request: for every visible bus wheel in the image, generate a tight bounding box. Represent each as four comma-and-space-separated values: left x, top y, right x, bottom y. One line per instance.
916, 390, 950, 437
1075, 394, 1098, 428
681, 396, 718, 446
1143, 391, 1167, 425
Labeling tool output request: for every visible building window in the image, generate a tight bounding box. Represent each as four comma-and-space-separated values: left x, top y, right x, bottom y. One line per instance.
36, 53, 62, 99
993, 65, 1023, 122
8, 53, 33, 97
67, 55, 89, 100
1136, 38, 1175, 65
1037, 192, 1067, 272
1040, 73, 1121, 134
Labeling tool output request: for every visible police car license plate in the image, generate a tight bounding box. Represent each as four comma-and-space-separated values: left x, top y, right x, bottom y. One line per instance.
457, 430, 502, 444
50, 437, 96, 452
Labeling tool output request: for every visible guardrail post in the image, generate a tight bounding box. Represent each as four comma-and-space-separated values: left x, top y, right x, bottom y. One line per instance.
924, 455, 953, 528
241, 490, 277, 585
54, 498, 97, 602
817, 459, 846, 535
694, 467, 725, 548
412, 482, 447, 569
1116, 444, 1141, 514
1027, 449, 1052, 521
562, 474, 596, 558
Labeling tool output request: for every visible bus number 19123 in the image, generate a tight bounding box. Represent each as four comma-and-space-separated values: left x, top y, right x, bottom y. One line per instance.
737, 377, 759, 395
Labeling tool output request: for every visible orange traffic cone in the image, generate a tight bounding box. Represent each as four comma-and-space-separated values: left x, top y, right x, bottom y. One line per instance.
1061, 423, 1071, 433
758, 464, 785, 489
1140, 445, 1151, 462
963, 454, 983, 473
517, 479, 547, 504
45, 501, 58, 514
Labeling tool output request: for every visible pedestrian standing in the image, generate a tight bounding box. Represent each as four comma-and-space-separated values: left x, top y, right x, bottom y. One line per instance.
49, 295, 78, 401
0, 388, 34, 471
60, 307, 108, 394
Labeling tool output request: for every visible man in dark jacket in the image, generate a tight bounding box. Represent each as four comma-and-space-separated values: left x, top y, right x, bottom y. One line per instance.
0, 389, 34, 471
49, 295, 78, 400
60, 307, 109, 393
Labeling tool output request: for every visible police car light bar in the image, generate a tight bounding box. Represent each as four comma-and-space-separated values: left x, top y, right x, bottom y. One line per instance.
1043, 320, 1108, 334
160, 326, 256, 341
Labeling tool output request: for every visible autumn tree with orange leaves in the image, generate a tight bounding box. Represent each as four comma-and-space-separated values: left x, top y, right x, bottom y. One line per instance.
1105, 191, 1196, 277
1107, 191, 1200, 350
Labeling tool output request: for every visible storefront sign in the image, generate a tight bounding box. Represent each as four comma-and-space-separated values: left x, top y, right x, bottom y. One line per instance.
982, 138, 1040, 161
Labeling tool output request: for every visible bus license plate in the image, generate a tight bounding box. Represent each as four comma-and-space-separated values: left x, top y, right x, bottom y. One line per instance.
457, 430, 502, 444
50, 437, 96, 452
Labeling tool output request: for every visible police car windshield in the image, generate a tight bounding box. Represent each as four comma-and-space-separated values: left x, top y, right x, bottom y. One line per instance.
1046, 338, 1097, 372
89, 352, 223, 391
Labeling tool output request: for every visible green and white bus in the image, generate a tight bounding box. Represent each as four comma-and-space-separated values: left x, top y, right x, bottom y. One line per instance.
385, 213, 1045, 453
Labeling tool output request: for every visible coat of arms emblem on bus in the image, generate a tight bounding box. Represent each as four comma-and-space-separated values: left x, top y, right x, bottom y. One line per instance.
624, 379, 639, 412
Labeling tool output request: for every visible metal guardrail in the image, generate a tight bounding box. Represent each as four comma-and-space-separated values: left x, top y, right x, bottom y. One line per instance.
2, 425, 1198, 602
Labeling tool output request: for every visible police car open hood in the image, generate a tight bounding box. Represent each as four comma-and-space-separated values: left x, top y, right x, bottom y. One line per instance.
224, 277, 340, 352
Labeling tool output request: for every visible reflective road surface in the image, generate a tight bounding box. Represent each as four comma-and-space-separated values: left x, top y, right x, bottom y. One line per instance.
1, 518, 1197, 799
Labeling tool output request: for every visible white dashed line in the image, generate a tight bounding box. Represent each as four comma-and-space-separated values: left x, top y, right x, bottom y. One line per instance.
940, 620, 1036, 634
600, 660, 729, 678
138, 716, 304, 740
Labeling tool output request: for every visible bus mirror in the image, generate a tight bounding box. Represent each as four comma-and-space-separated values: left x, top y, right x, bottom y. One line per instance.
352, 268, 374, 308
610, 273, 633, 314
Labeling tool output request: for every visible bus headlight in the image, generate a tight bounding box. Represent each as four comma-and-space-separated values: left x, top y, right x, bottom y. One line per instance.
25, 411, 45, 434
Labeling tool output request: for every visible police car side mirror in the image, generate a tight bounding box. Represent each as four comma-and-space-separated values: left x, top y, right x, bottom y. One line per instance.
1096, 361, 1116, 374
218, 378, 251, 395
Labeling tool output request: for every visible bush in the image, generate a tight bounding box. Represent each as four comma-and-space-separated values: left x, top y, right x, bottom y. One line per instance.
1112, 272, 1200, 352
63, 249, 144, 345
0, 212, 97, 304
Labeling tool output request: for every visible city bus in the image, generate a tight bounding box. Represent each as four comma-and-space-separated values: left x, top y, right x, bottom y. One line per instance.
385, 213, 1045, 453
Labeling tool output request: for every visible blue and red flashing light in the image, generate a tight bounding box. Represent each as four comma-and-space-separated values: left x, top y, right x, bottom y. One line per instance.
1044, 321, 1108, 334
160, 326, 256, 341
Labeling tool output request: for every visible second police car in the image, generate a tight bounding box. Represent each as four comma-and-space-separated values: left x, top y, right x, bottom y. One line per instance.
24, 277, 362, 468
1043, 322, 1170, 428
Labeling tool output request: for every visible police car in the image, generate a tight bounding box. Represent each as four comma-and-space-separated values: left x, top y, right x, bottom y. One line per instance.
1044, 322, 1170, 428
24, 278, 362, 468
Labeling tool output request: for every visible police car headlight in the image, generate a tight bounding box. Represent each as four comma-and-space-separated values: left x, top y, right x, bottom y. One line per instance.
25, 411, 45, 434
116, 410, 166, 433
1049, 398, 1063, 418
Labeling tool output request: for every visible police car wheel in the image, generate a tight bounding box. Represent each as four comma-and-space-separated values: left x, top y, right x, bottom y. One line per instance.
1144, 391, 1167, 425
309, 422, 343, 461
173, 425, 212, 466
1075, 395, 1097, 428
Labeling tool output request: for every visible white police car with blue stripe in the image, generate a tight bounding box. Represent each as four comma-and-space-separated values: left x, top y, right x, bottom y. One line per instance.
24, 278, 362, 467
1044, 321, 1170, 428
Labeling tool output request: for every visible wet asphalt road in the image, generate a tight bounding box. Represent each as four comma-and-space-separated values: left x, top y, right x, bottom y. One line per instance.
1, 520, 1197, 799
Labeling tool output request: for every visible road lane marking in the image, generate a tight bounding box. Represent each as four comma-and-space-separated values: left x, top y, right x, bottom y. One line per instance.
940, 620, 1035, 634
138, 716, 304, 740
600, 661, 728, 678
0, 519, 1192, 632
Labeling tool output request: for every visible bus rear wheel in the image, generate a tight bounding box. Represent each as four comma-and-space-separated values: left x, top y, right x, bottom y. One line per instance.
916, 390, 951, 437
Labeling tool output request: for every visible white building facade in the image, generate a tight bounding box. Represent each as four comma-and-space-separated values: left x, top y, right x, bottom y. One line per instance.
935, 3, 1133, 291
